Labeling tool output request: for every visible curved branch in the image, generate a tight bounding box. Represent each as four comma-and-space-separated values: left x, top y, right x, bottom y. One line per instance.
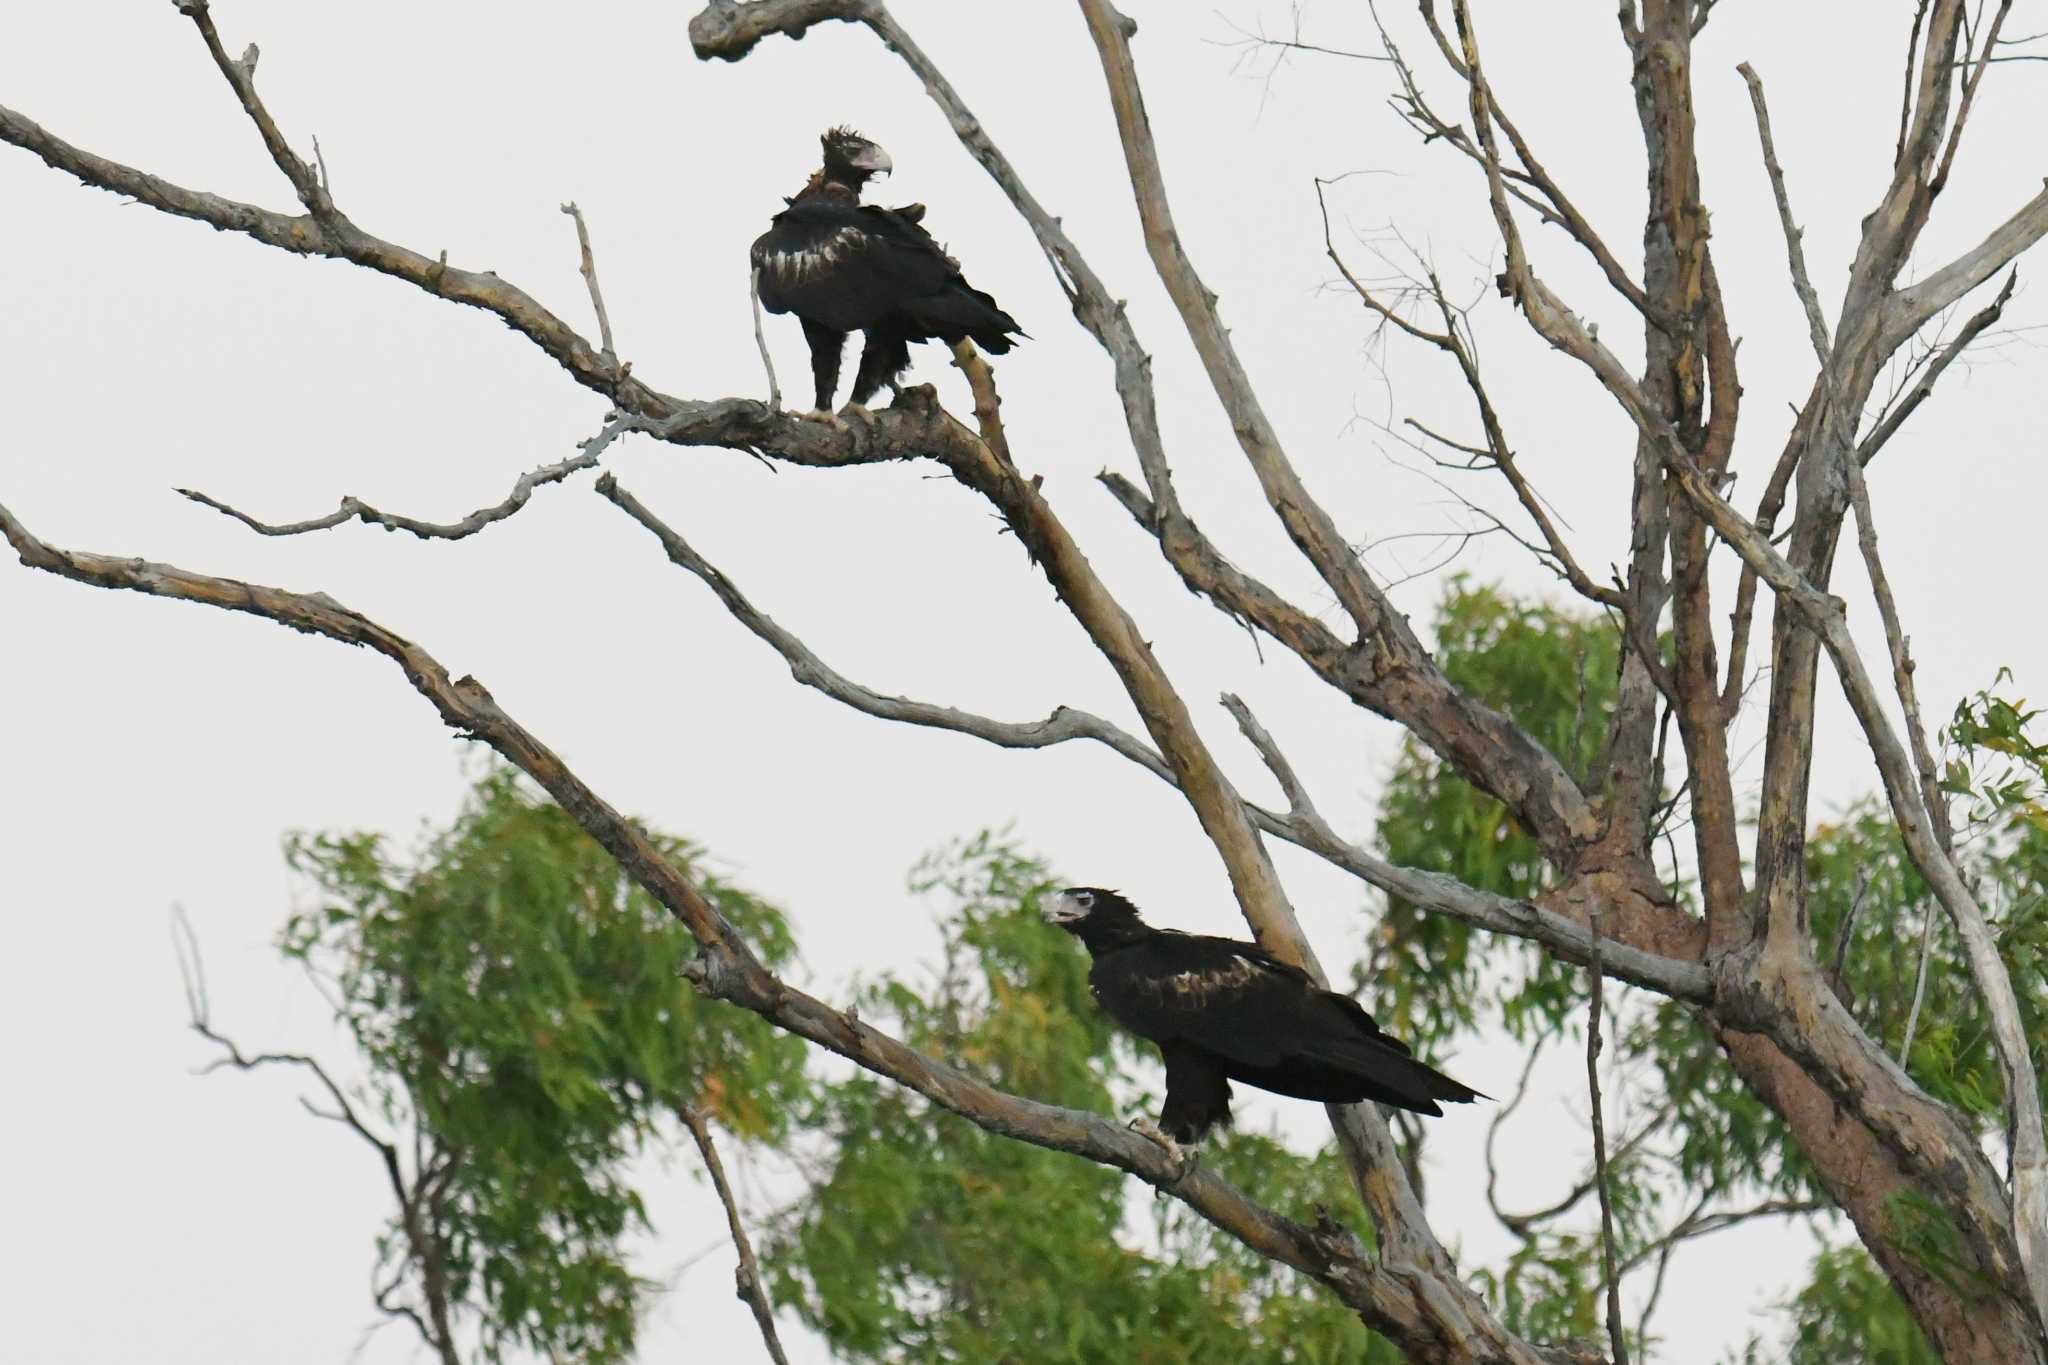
597, 471, 1168, 778
178, 422, 624, 540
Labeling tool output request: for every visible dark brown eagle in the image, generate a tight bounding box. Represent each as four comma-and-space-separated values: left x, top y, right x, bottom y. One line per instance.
751, 127, 1023, 415
1043, 887, 1483, 1169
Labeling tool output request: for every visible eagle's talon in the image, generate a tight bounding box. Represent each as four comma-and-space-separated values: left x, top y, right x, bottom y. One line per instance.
802, 408, 851, 433
1129, 1116, 1199, 1185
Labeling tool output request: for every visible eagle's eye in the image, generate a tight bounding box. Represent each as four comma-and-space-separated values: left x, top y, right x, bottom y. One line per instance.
1074, 890, 1096, 909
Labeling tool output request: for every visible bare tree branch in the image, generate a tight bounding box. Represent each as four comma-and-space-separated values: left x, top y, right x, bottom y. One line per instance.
178, 1, 335, 219
178, 418, 627, 540
1585, 913, 1628, 1365
1738, 62, 1832, 366
1846, 460, 1953, 852
680, 1106, 790, 1365
1899, 898, 1940, 1066
560, 201, 618, 369
173, 906, 460, 1365
596, 471, 1168, 778
1857, 270, 2017, 466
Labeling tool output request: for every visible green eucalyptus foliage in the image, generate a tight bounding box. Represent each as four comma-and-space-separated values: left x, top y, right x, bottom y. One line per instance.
281, 767, 809, 1364
1370, 577, 1624, 1051
1803, 805, 2048, 1129
762, 833, 1399, 1365
1778, 1244, 1940, 1364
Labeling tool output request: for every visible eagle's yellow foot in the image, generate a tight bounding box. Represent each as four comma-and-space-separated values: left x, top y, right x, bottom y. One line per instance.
1130, 1116, 1199, 1185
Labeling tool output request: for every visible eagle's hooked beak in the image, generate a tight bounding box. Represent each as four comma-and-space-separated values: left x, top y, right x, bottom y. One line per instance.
851, 143, 893, 177
1041, 889, 1089, 925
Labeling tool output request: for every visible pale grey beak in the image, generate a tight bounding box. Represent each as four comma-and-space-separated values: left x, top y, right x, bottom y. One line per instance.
851, 143, 893, 176
1041, 889, 1088, 925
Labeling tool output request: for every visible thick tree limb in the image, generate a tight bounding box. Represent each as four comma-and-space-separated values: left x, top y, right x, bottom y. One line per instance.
1885, 184, 2048, 350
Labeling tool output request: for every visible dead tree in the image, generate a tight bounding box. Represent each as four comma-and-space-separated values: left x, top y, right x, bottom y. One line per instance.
4, 1, 2047, 1360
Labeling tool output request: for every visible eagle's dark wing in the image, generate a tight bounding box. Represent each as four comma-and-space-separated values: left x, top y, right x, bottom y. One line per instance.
752, 203, 1021, 350
1091, 933, 1480, 1117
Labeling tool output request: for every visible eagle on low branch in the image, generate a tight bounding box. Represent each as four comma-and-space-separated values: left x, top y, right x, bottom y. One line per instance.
751, 127, 1024, 416
1043, 887, 1483, 1172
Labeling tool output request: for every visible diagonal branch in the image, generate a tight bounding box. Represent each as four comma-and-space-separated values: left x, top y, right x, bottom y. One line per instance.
0, 102, 641, 410
1885, 185, 2048, 349
178, 0, 336, 219
690, 0, 1612, 878
1857, 269, 2017, 466
560, 201, 618, 368
1738, 62, 1831, 367
1382, 1, 1666, 328
1077, 0, 1387, 640
680, 1105, 791, 1365
596, 471, 1169, 779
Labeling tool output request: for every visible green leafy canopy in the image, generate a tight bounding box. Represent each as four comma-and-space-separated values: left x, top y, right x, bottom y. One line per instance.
280, 768, 810, 1364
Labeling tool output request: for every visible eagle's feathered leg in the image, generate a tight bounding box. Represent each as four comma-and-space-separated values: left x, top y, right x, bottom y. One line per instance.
801, 319, 847, 415
850, 326, 913, 408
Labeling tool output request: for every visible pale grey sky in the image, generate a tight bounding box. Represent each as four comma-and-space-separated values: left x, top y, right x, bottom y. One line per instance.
4, 3, 2044, 1363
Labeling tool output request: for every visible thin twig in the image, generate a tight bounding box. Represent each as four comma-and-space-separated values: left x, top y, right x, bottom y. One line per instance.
176, 422, 626, 540
1738, 62, 1832, 366
1857, 270, 2016, 465
596, 471, 1167, 776
680, 1106, 790, 1365
560, 201, 618, 368
749, 267, 782, 410
1900, 899, 1940, 1065
1847, 460, 1953, 851
1830, 867, 1875, 997
1585, 902, 1629, 1365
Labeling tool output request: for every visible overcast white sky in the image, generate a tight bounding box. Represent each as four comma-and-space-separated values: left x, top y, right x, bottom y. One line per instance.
4, 3, 2045, 1362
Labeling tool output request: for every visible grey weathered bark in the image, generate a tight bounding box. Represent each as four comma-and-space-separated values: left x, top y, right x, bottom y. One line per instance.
5, 0, 2047, 1359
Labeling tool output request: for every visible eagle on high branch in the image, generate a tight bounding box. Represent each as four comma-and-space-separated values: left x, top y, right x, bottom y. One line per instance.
752, 127, 1024, 417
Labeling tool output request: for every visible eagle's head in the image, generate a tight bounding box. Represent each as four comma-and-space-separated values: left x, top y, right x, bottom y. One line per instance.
820, 126, 893, 189
1041, 887, 1150, 950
